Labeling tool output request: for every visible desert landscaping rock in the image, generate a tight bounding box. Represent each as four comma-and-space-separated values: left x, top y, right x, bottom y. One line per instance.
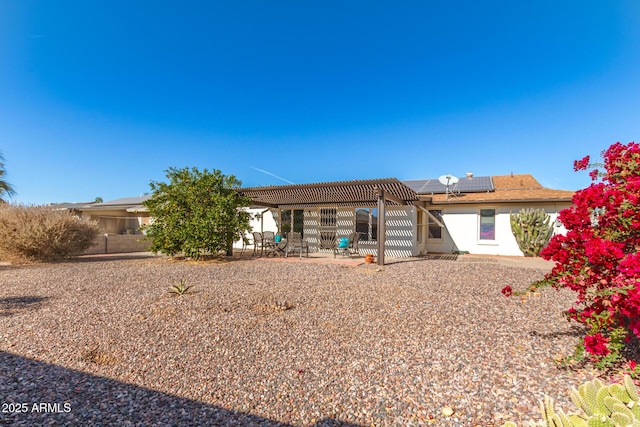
1, 256, 594, 426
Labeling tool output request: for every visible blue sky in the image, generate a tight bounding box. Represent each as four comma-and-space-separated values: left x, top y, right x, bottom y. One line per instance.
2, 1, 639, 204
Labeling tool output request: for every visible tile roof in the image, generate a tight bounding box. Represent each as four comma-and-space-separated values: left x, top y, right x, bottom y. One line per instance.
427, 174, 574, 204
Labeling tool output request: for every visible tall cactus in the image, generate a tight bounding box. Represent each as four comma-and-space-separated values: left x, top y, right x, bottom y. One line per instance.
510, 208, 554, 257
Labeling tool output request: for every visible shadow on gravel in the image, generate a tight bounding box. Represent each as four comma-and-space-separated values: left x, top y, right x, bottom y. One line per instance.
0, 296, 49, 317
382, 255, 458, 266
0, 351, 363, 427
75, 253, 159, 263
76, 252, 259, 265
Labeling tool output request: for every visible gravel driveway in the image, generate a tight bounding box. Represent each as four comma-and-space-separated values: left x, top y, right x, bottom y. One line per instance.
0, 255, 595, 426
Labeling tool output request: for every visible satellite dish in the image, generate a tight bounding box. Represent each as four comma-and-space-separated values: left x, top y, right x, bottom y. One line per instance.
438, 174, 459, 199
438, 174, 459, 186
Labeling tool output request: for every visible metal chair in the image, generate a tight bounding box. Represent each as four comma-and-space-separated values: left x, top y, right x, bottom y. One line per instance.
319, 231, 337, 251
348, 232, 361, 257
252, 231, 264, 257
263, 231, 275, 248
333, 232, 360, 258
286, 231, 309, 259
238, 232, 251, 255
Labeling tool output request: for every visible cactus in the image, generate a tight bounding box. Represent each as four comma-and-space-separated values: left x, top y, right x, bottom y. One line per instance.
510, 208, 554, 257
502, 376, 640, 427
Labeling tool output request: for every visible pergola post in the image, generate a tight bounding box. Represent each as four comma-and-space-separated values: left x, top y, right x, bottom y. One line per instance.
376, 188, 386, 266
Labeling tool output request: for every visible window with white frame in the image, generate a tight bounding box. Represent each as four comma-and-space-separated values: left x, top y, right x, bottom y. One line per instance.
479, 209, 496, 240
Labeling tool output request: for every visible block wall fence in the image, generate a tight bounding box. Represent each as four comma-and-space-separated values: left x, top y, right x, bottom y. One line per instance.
83, 234, 151, 255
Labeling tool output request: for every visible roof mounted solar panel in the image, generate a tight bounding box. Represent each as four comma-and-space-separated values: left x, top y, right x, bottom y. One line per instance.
456, 176, 494, 192
402, 176, 494, 194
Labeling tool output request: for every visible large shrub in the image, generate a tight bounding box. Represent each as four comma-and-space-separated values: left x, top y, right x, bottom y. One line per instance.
505, 142, 640, 374
142, 167, 251, 259
0, 204, 99, 262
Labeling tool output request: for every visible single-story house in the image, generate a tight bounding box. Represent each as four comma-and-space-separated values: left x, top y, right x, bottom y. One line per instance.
75, 196, 152, 254
69, 173, 573, 260
239, 174, 574, 262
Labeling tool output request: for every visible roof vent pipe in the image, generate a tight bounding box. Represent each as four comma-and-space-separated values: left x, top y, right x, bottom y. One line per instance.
466, 172, 473, 179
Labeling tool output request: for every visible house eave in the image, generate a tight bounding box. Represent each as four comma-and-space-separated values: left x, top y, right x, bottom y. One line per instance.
428, 197, 573, 205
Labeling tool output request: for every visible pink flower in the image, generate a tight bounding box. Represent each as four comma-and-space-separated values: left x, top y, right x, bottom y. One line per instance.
501, 286, 513, 297
584, 333, 611, 357
573, 155, 591, 171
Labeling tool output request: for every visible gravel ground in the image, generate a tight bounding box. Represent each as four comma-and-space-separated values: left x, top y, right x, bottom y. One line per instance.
0, 255, 599, 426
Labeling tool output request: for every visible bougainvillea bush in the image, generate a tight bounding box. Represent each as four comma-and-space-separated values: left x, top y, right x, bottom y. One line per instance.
506, 142, 640, 376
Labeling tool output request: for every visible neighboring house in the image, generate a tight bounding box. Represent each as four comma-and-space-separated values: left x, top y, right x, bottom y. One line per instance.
239, 174, 574, 259
76, 196, 151, 254
79, 196, 151, 235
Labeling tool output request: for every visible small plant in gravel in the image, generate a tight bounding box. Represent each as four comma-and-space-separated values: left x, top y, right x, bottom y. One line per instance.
80, 347, 118, 366
503, 142, 640, 378
253, 294, 294, 313
169, 279, 192, 296
502, 375, 640, 427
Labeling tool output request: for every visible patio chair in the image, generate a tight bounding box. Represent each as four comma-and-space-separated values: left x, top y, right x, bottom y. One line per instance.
348, 232, 361, 257
333, 232, 360, 258
286, 231, 309, 259
260, 231, 278, 256
238, 232, 252, 255
252, 231, 264, 257
263, 231, 275, 248
319, 231, 337, 251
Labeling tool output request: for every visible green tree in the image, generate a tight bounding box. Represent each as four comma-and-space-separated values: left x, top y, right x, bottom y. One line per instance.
142, 167, 251, 259
0, 151, 16, 202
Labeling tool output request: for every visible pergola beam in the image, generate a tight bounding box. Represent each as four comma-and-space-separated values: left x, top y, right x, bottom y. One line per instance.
376, 188, 386, 266
381, 190, 406, 206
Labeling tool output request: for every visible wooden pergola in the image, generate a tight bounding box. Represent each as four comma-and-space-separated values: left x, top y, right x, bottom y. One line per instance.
239, 178, 418, 265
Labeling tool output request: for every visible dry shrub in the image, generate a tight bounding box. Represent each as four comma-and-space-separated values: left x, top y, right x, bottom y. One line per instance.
251, 293, 294, 313
80, 347, 118, 365
0, 204, 99, 262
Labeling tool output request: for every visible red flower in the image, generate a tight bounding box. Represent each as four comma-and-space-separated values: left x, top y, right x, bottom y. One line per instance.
584, 333, 611, 357
538, 142, 640, 365
501, 286, 513, 297
573, 155, 591, 171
